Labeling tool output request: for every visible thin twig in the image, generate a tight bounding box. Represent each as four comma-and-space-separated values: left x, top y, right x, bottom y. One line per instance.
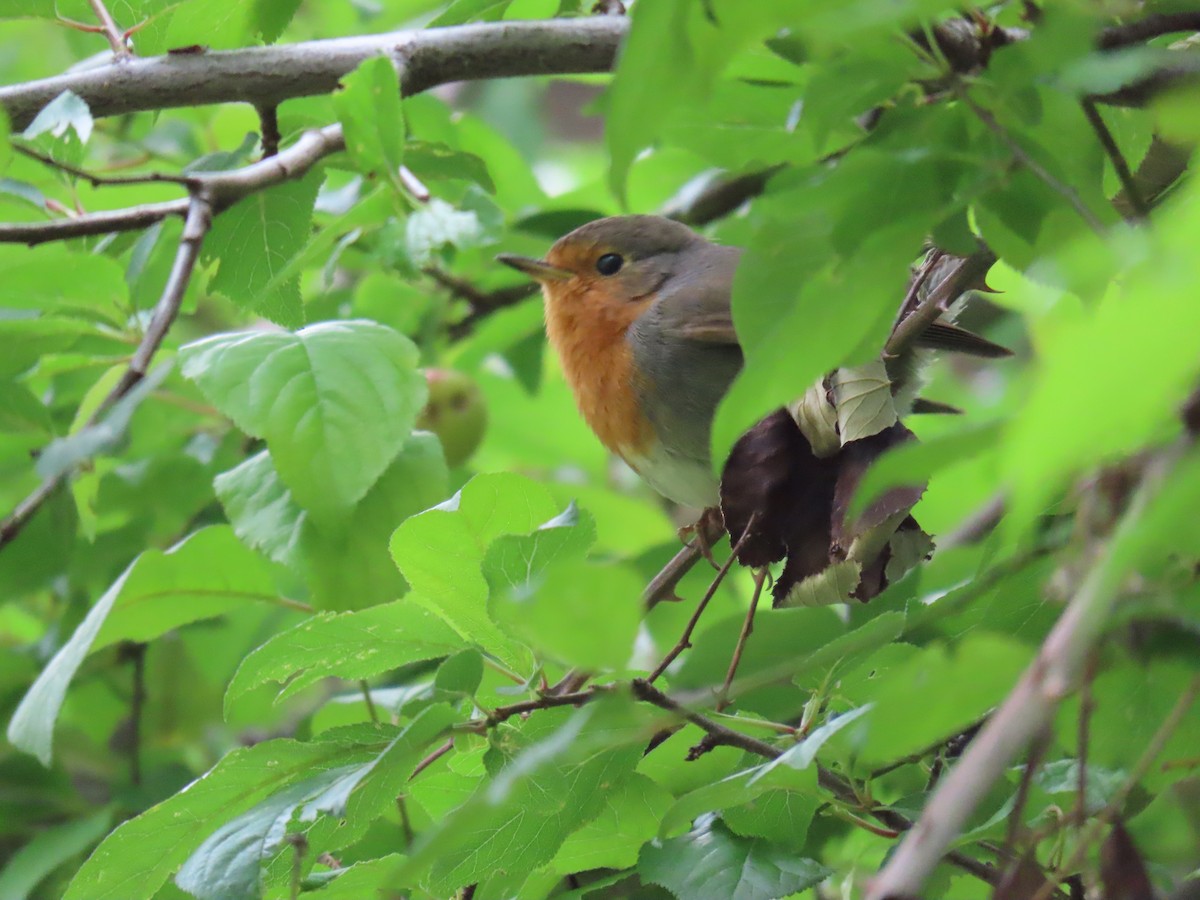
485, 688, 601, 727
359, 680, 380, 724
1075, 654, 1097, 825
1003, 726, 1053, 854
646, 517, 755, 683
396, 795, 415, 846
644, 512, 727, 608
1030, 674, 1200, 900
257, 104, 281, 159
127, 642, 146, 786
631, 679, 781, 759
1081, 98, 1147, 219
0, 200, 191, 245
14, 144, 198, 188
716, 567, 767, 711
87, 0, 131, 59
868, 447, 1181, 900
885, 249, 997, 360
409, 738, 454, 780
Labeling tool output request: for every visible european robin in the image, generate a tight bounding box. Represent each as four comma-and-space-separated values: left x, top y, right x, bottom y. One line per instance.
497, 215, 1002, 511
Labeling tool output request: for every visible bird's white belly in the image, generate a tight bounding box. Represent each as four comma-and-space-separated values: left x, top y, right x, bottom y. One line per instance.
623, 441, 719, 510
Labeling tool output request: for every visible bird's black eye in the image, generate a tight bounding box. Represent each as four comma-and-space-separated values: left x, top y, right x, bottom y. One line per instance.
595, 253, 623, 276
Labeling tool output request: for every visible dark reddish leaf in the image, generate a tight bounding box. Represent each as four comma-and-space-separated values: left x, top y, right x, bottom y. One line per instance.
1100, 820, 1155, 900
992, 850, 1046, 900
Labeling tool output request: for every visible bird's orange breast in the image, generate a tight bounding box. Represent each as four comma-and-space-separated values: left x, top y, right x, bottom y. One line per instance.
543, 282, 656, 460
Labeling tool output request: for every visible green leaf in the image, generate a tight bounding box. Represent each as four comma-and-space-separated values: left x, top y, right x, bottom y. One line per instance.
176, 707, 454, 900
405, 141, 495, 193
1003, 178, 1200, 537
202, 170, 322, 326
63, 732, 389, 900
7, 527, 280, 766
333, 56, 406, 193
851, 421, 1004, 519
216, 434, 449, 610
252, 0, 302, 43
225, 601, 464, 715
0, 806, 113, 900
399, 702, 645, 894
639, 817, 830, 900
0, 245, 128, 322
605, 0, 695, 201
182, 320, 426, 525
390, 473, 560, 670
298, 855, 405, 900
837, 634, 1032, 765
551, 774, 672, 873
832, 360, 897, 444
21, 90, 92, 166
660, 757, 817, 840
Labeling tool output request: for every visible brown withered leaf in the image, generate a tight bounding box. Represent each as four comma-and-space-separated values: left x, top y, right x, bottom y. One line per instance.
992, 850, 1046, 900
831, 422, 924, 552
720, 409, 838, 572
1100, 820, 1155, 900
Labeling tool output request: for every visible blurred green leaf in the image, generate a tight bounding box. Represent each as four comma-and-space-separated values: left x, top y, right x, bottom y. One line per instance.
8, 527, 279, 766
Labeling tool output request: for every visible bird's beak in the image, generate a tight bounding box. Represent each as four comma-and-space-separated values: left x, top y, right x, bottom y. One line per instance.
496, 253, 572, 283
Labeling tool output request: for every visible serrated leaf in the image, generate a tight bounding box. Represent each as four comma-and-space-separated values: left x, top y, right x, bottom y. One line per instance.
639, 817, 830, 900
333, 55, 405, 193
398, 702, 645, 894
203, 170, 322, 326
390, 473, 559, 670
7, 527, 280, 766
749, 704, 873, 783
176, 707, 454, 900
63, 733, 388, 900
551, 774, 672, 873
182, 320, 426, 525
225, 601, 464, 716
661, 758, 817, 839
832, 360, 897, 444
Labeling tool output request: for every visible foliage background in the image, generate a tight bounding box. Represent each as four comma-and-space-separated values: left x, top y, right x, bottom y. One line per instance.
0, 1, 1198, 899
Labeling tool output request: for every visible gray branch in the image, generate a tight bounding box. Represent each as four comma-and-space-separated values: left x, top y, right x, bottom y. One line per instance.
0, 18, 628, 131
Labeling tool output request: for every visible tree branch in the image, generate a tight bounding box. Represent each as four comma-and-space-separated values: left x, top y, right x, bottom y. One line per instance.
0, 19, 628, 132
1098, 12, 1200, 50
867, 446, 1182, 900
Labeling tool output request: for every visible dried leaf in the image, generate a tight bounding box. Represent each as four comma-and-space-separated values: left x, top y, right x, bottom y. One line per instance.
1100, 820, 1154, 900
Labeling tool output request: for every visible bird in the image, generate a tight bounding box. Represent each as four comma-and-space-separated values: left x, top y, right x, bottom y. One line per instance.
497, 214, 1005, 513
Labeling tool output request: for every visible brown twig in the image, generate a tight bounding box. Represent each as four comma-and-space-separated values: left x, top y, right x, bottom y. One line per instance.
631, 679, 781, 759
257, 104, 281, 158
1081, 98, 1147, 219
485, 688, 600, 727
87, 0, 131, 59
885, 248, 997, 360
359, 680, 379, 725
14, 144, 199, 188
1003, 726, 1053, 854
646, 517, 755, 683
409, 738, 454, 780
644, 512, 727, 608
127, 642, 146, 786
716, 567, 767, 711
1075, 654, 1097, 825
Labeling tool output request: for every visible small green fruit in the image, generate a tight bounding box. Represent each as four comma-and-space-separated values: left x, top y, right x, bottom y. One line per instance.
416, 368, 487, 466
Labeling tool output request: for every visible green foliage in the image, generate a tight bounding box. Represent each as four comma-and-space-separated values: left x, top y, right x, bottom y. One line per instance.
1, 2, 1199, 899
